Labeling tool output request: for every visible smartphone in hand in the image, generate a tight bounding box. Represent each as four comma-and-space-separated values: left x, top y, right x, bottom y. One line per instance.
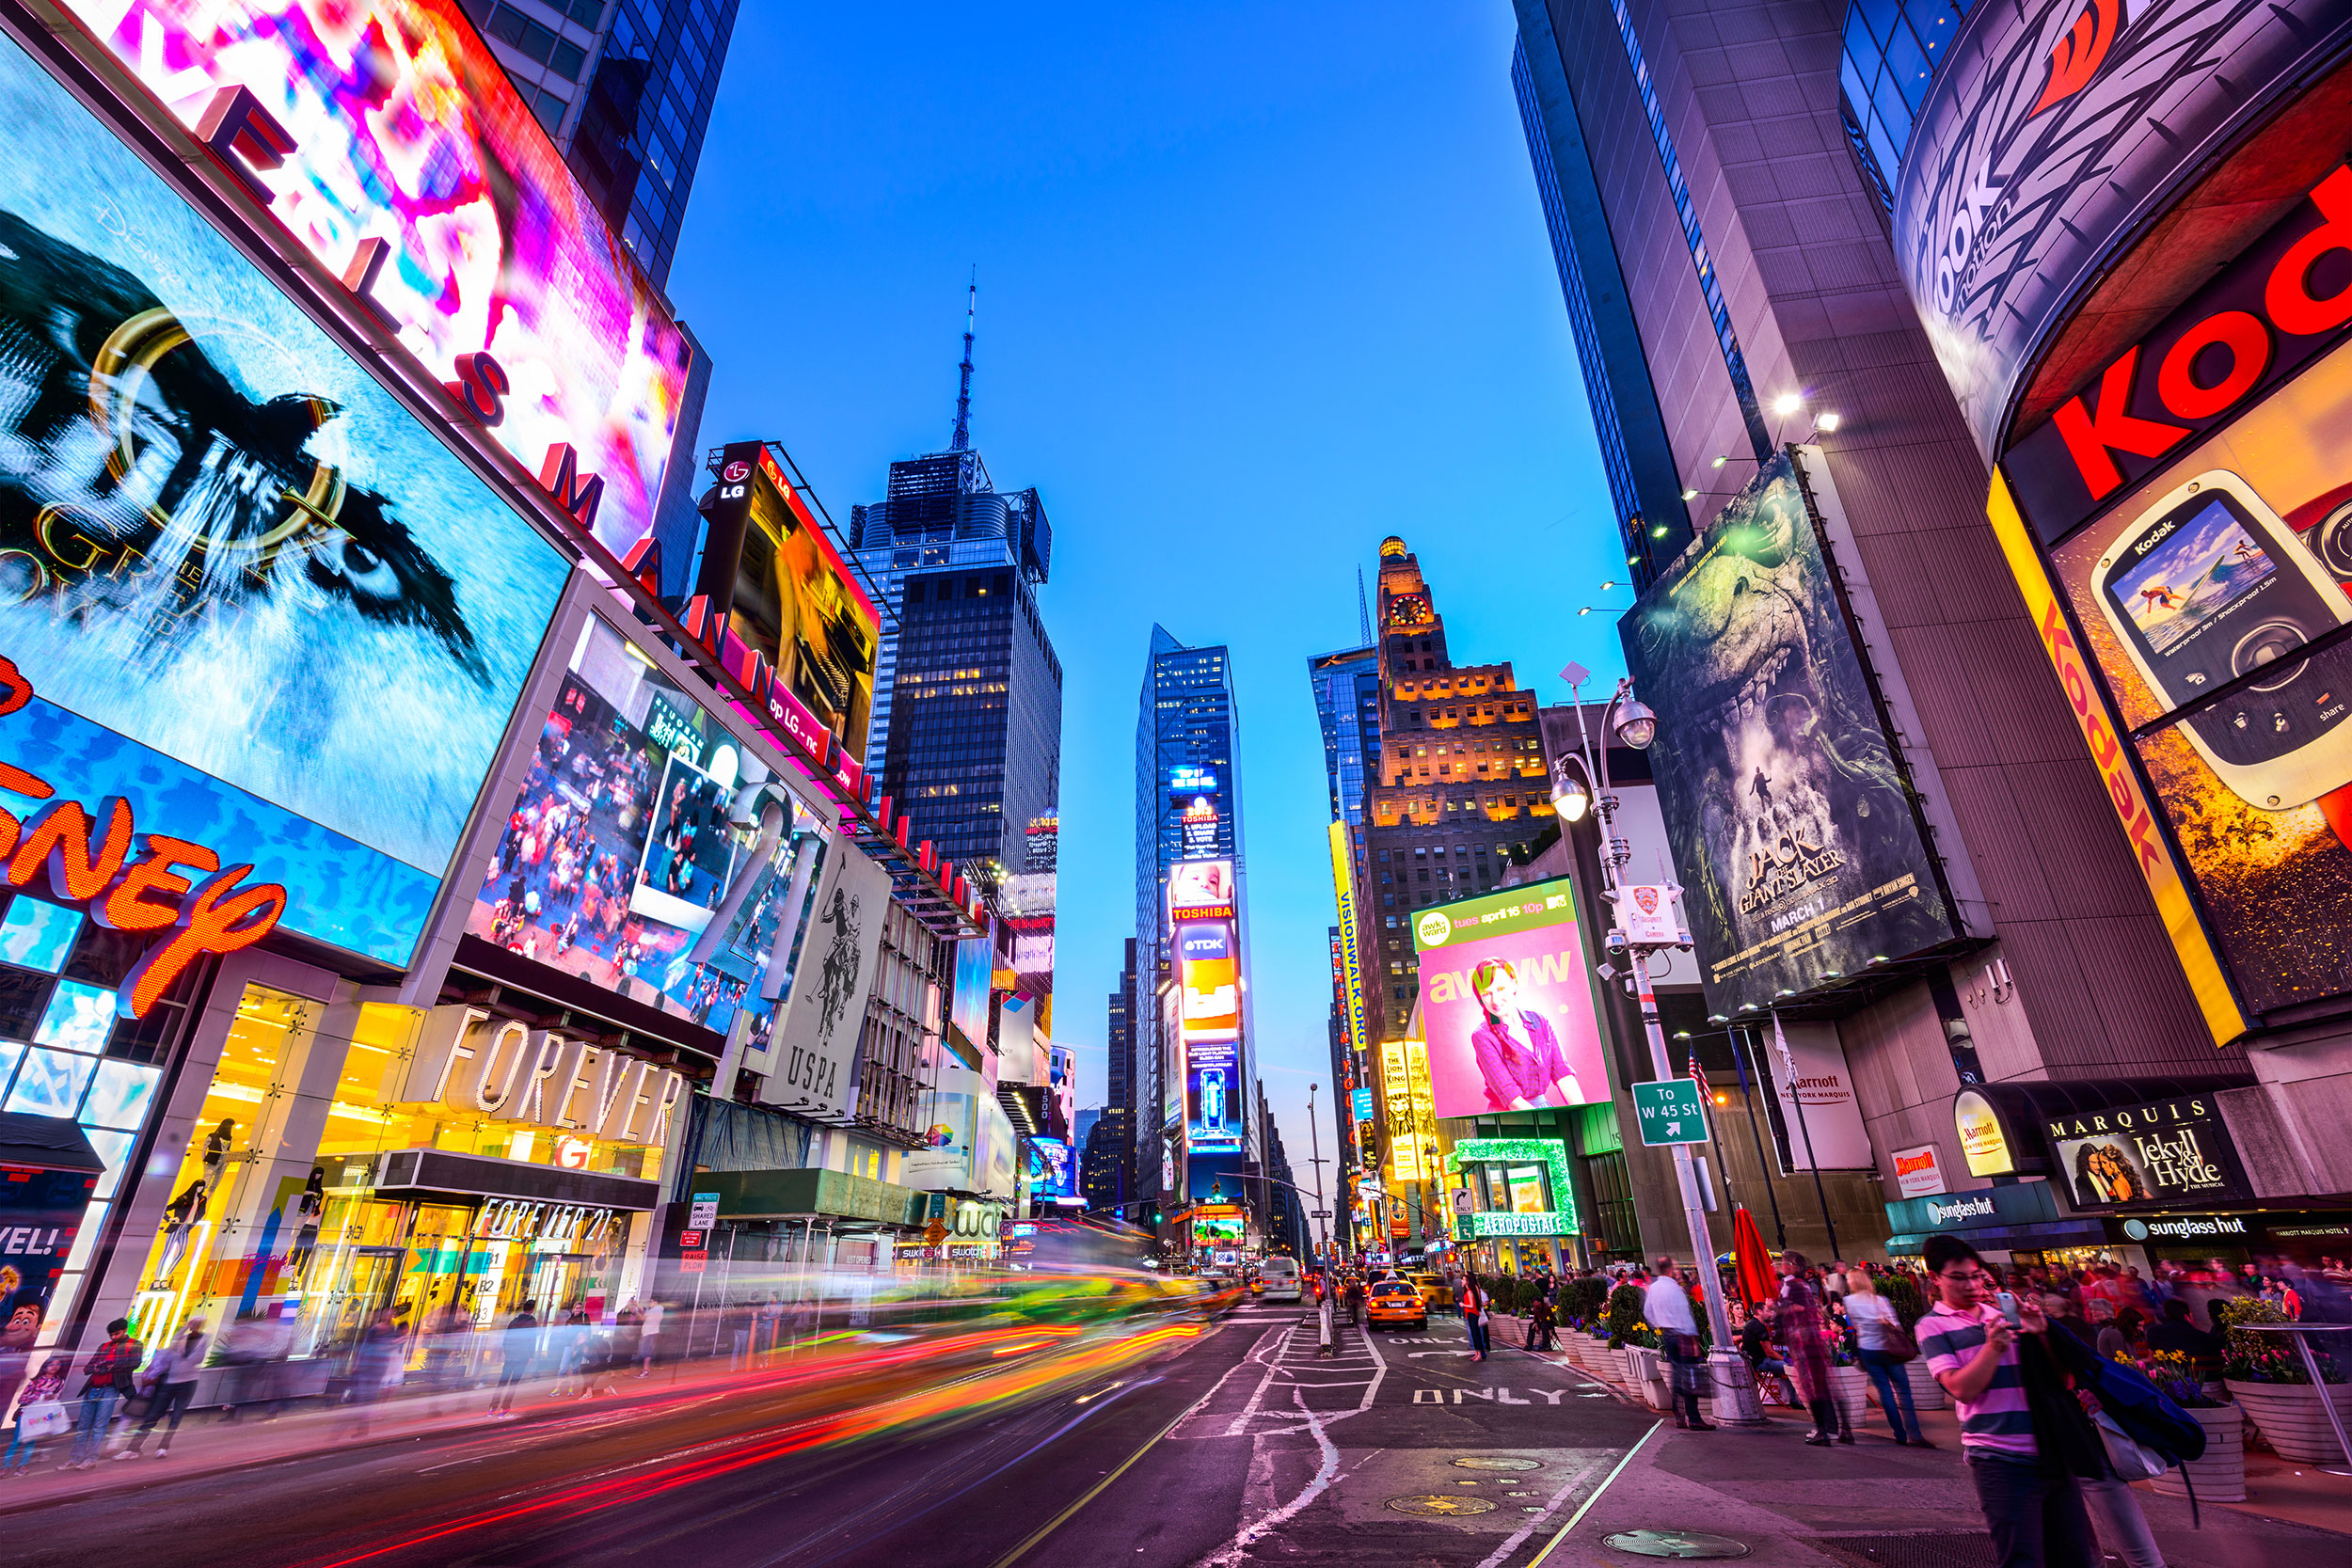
1995, 1291, 2022, 1328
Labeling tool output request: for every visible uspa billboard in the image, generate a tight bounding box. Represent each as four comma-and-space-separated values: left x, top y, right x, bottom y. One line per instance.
467, 614, 813, 1041
1623, 452, 1961, 1015
1989, 174, 2352, 1032
1410, 878, 1607, 1120
1893, 0, 2351, 460
61, 0, 692, 556
0, 30, 567, 967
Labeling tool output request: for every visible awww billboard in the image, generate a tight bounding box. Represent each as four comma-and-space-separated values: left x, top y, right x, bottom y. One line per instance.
1410, 878, 1607, 1120
1622, 454, 1962, 1016
1995, 156, 2352, 1037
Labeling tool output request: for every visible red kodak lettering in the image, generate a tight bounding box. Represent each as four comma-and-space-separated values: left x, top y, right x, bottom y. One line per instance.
10, 797, 134, 901
2050, 347, 2189, 501
2265, 166, 2352, 338
118, 865, 287, 1020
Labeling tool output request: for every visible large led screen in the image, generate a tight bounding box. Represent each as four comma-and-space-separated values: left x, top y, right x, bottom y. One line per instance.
465, 615, 812, 1040
2015, 331, 2352, 1024
1622, 453, 1960, 1015
1411, 879, 1607, 1120
0, 33, 566, 965
730, 450, 880, 760
65, 0, 691, 557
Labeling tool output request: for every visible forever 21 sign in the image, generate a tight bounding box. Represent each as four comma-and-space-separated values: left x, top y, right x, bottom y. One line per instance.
2006, 162, 2352, 543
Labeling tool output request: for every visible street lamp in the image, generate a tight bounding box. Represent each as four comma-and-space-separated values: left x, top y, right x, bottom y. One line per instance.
1559, 668, 1749, 1417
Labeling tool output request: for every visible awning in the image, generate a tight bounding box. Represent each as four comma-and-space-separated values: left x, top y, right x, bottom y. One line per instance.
698, 1166, 926, 1228
0, 1111, 103, 1173
1885, 1219, 2107, 1256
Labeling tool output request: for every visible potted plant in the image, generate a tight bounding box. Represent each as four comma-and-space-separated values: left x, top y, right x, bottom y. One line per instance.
2143, 1350, 2245, 1503
1603, 1284, 1649, 1386
1882, 1272, 1946, 1411
2220, 1298, 2352, 1462
1827, 1340, 1872, 1435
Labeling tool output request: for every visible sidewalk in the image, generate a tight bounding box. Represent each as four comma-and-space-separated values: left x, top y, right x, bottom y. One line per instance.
1486, 1312, 2352, 1565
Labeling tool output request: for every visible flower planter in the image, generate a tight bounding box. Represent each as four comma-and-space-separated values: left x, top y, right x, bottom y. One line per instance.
1603, 1346, 1631, 1387
2226, 1379, 2352, 1463
1830, 1365, 1871, 1436
1903, 1357, 1947, 1411
1627, 1348, 1673, 1412
2151, 1403, 2245, 1503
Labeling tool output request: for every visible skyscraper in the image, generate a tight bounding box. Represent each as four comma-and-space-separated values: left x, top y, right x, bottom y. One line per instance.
464, 0, 739, 285
1308, 643, 1380, 1226
1135, 627, 1253, 1228
850, 310, 1058, 898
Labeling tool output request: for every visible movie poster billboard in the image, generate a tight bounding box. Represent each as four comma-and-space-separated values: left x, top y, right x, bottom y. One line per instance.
1622, 454, 1960, 1016
1892, 0, 2343, 461
467, 614, 814, 1041
1410, 878, 1608, 1119
1991, 157, 2352, 1036
0, 33, 568, 970
62, 0, 692, 554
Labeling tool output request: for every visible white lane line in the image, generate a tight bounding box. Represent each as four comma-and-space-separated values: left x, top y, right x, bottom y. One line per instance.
1516, 1419, 1666, 1568
1192, 1321, 1390, 1567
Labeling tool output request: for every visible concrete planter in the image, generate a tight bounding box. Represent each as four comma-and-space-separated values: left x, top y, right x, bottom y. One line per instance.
1903, 1357, 1947, 1411
1601, 1345, 1630, 1386
1830, 1364, 1871, 1435
2226, 1378, 2352, 1463
2151, 1404, 2245, 1503
1627, 1348, 1674, 1412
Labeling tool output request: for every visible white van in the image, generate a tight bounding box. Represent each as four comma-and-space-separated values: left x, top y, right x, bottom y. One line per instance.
1260, 1257, 1302, 1302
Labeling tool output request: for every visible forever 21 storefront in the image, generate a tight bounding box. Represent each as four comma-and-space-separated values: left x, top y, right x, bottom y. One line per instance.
0, 0, 803, 1392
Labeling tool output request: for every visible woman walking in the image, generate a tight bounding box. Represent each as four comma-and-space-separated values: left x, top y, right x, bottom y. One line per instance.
1460, 1274, 1492, 1361
1777, 1252, 1848, 1446
1845, 1272, 1929, 1446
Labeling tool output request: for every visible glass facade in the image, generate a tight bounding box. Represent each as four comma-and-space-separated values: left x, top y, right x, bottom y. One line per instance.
1839, 0, 1975, 211
1308, 645, 1382, 828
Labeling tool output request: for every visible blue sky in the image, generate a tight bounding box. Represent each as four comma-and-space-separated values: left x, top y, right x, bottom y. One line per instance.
667, 3, 1631, 1175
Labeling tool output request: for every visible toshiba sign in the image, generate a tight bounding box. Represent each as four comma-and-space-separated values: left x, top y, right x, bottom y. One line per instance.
2008, 163, 2352, 541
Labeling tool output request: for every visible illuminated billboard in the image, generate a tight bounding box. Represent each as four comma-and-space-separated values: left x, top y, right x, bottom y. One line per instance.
62, 0, 691, 555
1411, 879, 1609, 1120
466, 615, 814, 1041
1185, 1032, 1242, 1151
1989, 164, 2352, 1033
1327, 823, 1370, 1062
714, 446, 881, 760
1893, 0, 2345, 460
1168, 858, 1235, 920
949, 927, 993, 1053
0, 32, 567, 969
1623, 453, 1963, 1014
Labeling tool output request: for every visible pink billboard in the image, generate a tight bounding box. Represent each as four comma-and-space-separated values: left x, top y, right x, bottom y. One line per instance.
1410, 878, 1609, 1119
63, 0, 691, 556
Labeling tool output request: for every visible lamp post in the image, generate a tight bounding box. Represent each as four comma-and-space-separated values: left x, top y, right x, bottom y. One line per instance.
1557, 672, 1742, 1376
1306, 1082, 1330, 1269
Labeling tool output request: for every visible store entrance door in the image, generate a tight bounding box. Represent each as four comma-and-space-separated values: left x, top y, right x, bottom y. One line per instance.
310, 1245, 404, 1358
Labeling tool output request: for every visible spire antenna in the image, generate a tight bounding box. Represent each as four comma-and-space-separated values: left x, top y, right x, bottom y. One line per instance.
1357, 565, 1373, 645
950, 269, 977, 452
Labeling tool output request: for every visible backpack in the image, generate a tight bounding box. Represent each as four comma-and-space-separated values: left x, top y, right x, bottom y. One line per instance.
2052, 1323, 2205, 1465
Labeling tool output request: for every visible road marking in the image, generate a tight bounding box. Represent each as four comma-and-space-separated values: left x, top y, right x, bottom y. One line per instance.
1517, 1419, 1665, 1568
1194, 1329, 1391, 1567
985, 1400, 1200, 1568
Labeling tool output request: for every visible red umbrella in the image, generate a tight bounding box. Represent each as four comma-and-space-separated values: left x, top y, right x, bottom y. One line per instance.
1731, 1206, 1775, 1308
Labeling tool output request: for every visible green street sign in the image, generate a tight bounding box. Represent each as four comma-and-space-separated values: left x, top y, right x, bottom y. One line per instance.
1630, 1079, 1708, 1147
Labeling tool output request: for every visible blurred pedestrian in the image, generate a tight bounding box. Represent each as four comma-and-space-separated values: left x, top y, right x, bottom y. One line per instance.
2, 1354, 68, 1476
1776, 1252, 1845, 1446
1646, 1256, 1711, 1431
66, 1319, 139, 1469
488, 1301, 539, 1418
120, 1318, 208, 1459
1528, 1292, 1558, 1352
637, 1299, 664, 1374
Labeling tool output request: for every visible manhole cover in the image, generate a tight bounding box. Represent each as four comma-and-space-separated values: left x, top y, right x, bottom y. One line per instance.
1387, 1494, 1500, 1516
1599, 1530, 1749, 1559
1453, 1455, 1541, 1470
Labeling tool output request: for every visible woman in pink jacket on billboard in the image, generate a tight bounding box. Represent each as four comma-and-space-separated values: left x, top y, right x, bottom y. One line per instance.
1469, 959, 1584, 1111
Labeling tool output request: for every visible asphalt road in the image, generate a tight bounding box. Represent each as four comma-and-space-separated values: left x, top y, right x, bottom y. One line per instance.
1, 1307, 1656, 1568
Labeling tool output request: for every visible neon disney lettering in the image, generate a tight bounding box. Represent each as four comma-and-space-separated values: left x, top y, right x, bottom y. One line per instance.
0, 656, 287, 1019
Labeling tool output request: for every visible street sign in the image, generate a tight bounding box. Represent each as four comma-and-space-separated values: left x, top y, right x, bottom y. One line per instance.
924, 1219, 948, 1246
678, 1229, 704, 1249
689, 1193, 720, 1230
679, 1254, 707, 1274
1631, 1078, 1709, 1146
1450, 1188, 1472, 1215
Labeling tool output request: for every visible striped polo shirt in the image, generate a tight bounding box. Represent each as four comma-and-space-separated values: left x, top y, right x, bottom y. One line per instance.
1918, 1301, 2036, 1459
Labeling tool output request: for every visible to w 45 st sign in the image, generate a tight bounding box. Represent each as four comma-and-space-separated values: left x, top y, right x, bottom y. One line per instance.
1631, 1079, 1708, 1147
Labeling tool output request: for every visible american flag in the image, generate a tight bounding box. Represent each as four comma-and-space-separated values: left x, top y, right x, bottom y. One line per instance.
1686, 1056, 1712, 1106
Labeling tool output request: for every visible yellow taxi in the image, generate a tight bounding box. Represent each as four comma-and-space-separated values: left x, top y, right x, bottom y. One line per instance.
1406, 1271, 1454, 1312
1365, 1278, 1427, 1331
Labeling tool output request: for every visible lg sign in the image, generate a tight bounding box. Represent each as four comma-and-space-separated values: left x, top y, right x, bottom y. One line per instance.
2009, 164, 2352, 539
